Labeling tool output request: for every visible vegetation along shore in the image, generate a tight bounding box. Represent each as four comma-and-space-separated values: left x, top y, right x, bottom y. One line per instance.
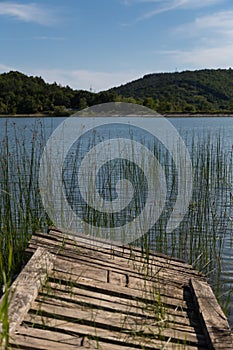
2, 68, 233, 115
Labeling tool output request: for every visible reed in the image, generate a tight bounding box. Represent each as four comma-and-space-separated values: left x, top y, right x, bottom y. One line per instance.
0, 120, 51, 289
0, 119, 233, 328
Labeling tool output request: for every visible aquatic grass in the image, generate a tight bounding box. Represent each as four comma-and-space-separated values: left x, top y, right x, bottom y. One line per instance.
1, 119, 233, 329
0, 241, 13, 349
60, 126, 233, 320
0, 120, 51, 290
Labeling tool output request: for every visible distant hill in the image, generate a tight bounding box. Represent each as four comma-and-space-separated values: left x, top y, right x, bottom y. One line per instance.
2, 69, 233, 115
110, 68, 233, 113
0, 71, 116, 115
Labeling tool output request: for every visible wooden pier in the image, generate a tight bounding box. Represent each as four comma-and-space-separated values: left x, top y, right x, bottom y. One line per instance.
1, 227, 233, 349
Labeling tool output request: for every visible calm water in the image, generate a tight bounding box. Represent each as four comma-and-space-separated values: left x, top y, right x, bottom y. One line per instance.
1, 115, 233, 325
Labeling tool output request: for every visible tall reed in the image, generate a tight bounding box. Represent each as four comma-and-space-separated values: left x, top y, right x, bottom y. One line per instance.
148, 133, 233, 314
0, 120, 51, 290
0, 119, 233, 326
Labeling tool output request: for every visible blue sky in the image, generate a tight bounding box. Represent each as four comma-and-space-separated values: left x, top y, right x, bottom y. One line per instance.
0, 0, 232, 91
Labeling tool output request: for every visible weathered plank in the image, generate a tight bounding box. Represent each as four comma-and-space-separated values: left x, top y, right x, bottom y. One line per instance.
51, 269, 189, 309
0, 247, 55, 334
2, 228, 231, 350
34, 293, 204, 335
31, 229, 202, 275
28, 236, 203, 287
26, 300, 206, 345
23, 313, 207, 349
53, 257, 186, 300
49, 226, 186, 264
11, 327, 150, 350
42, 281, 194, 322
190, 278, 233, 349
29, 228, 198, 274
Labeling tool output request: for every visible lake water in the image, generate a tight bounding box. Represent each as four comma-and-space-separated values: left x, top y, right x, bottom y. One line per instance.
1, 115, 233, 326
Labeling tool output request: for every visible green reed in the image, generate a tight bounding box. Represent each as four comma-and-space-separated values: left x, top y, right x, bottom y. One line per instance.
0, 120, 51, 289
147, 133, 233, 312
0, 120, 233, 327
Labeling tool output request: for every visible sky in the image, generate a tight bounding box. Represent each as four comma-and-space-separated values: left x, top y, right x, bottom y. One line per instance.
0, 0, 232, 91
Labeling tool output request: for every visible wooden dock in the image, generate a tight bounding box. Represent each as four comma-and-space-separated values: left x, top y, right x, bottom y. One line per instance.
1, 227, 233, 349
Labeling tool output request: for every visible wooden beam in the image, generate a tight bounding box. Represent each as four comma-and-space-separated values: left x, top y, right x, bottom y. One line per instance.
0, 247, 55, 335
190, 278, 233, 349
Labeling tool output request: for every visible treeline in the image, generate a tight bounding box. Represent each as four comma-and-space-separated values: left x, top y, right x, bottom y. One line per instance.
111, 68, 233, 113
0, 71, 119, 115
2, 69, 233, 114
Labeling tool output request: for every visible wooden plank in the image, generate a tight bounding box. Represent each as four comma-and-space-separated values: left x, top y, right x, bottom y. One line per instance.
43, 281, 193, 322
50, 269, 189, 309
28, 237, 202, 287
53, 258, 186, 300
10, 332, 83, 350
31, 229, 201, 275
35, 293, 204, 335
28, 238, 190, 281
10, 326, 148, 350
52, 254, 192, 290
3, 229, 230, 350
30, 229, 196, 274
190, 278, 233, 349
49, 226, 187, 263
26, 301, 207, 345
0, 247, 55, 334
23, 313, 207, 349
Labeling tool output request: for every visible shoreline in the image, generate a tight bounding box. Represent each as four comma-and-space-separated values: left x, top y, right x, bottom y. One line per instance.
1, 113, 233, 118
165, 113, 233, 117
0, 113, 50, 118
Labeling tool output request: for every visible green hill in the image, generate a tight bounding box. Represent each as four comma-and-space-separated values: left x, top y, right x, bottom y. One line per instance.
110, 68, 233, 113
0, 71, 116, 115
2, 68, 233, 114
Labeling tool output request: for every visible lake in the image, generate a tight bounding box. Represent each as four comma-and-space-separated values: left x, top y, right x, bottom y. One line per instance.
1, 115, 233, 326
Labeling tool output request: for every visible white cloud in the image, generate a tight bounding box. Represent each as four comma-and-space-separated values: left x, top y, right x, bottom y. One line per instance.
124, 0, 225, 20
0, 63, 13, 72
170, 10, 233, 67
0, 63, 146, 91
155, 8, 233, 71
0, 2, 56, 25
194, 11, 233, 36
125, 0, 223, 6
177, 10, 233, 37
166, 45, 233, 69
24, 68, 147, 92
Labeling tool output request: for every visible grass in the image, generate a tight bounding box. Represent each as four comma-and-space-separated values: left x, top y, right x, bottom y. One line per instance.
0, 243, 13, 349
0, 120, 52, 347
0, 117, 233, 343
147, 132, 233, 313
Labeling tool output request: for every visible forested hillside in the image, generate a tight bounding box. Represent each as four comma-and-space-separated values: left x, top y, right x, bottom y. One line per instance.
1, 68, 233, 114
111, 68, 233, 113
0, 71, 116, 115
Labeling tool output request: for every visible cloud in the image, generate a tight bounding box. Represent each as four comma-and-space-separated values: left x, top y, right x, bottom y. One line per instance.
0, 2, 56, 25
24, 68, 147, 92
0, 62, 146, 91
125, 0, 223, 6
159, 9, 233, 70
172, 10, 233, 54
0, 63, 14, 73
194, 11, 233, 37
177, 10, 233, 38
165, 45, 233, 69
124, 0, 225, 21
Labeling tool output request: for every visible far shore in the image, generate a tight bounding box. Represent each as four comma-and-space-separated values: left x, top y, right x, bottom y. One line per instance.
165, 113, 233, 117
1, 113, 233, 118
0, 113, 50, 118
